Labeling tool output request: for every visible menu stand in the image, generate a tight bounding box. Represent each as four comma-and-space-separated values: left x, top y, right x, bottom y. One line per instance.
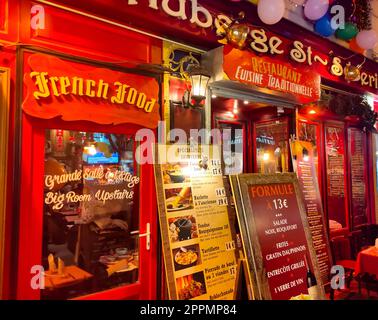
233, 252, 254, 300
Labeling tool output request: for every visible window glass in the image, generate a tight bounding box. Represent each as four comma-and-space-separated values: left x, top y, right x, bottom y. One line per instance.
42, 129, 139, 299
217, 121, 244, 175
298, 121, 319, 178
348, 128, 368, 227
255, 118, 289, 174
325, 125, 347, 229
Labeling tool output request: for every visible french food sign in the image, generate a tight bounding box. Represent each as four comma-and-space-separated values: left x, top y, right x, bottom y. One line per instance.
22, 53, 160, 128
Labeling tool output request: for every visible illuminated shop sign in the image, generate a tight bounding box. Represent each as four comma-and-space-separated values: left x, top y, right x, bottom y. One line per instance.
22, 53, 160, 128
126, 1, 377, 92
222, 46, 321, 103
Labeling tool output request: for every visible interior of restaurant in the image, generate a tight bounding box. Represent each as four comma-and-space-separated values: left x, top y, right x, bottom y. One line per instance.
42, 130, 140, 299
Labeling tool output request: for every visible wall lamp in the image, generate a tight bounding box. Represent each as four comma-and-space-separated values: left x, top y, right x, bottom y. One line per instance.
182, 64, 211, 108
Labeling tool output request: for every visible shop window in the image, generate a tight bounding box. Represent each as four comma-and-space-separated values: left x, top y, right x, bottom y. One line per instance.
255, 118, 289, 174
42, 129, 139, 299
325, 124, 347, 230
298, 121, 320, 179
348, 128, 368, 227
216, 120, 245, 175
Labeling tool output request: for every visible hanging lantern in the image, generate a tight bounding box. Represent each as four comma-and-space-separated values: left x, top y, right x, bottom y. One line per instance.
186, 65, 211, 107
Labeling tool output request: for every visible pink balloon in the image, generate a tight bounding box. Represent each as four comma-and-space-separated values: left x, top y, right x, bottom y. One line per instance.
304, 0, 329, 21
356, 30, 378, 50
257, 0, 285, 25
291, 0, 305, 5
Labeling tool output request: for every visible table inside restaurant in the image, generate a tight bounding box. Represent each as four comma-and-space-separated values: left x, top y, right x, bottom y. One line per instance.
44, 265, 93, 290
355, 246, 378, 278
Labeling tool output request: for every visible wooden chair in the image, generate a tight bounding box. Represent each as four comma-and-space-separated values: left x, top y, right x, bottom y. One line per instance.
355, 224, 376, 249
330, 236, 356, 289
348, 230, 363, 260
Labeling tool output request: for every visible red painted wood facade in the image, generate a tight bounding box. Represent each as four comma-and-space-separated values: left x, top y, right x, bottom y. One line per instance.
0, 0, 164, 300
0, 0, 377, 300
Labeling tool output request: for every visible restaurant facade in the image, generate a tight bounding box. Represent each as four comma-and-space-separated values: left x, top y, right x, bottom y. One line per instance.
0, 0, 377, 300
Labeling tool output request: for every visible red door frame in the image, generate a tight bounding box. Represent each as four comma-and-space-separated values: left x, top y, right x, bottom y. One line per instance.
15, 49, 160, 300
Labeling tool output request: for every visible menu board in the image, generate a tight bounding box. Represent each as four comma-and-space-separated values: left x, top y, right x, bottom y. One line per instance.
348, 128, 368, 227
230, 173, 325, 300
154, 144, 238, 300
290, 140, 332, 286
325, 125, 347, 229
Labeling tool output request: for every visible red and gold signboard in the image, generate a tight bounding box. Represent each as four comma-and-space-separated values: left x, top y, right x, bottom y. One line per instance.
22, 53, 160, 128
223, 46, 321, 104
230, 173, 325, 300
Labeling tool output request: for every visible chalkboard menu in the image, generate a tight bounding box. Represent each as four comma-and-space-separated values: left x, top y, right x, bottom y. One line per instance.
230, 173, 325, 300
325, 125, 347, 229
154, 144, 239, 300
290, 140, 332, 286
348, 128, 368, 227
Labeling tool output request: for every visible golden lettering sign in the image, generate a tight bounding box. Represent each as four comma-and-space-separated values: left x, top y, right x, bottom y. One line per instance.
30, 72, 156, 113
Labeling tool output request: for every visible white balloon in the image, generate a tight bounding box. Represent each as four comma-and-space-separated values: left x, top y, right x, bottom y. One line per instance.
304, 0, 329, 21
258, 0, 286, 25
356, 30, 378, 50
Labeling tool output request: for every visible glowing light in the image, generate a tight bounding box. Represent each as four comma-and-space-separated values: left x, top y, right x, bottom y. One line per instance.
308, 109, 317, 115
84, 144, 97, 156
303, 155, 310, 162
233, 100, 239, 115
244, 100, 249, 105
263, 153, 270, 161
182, 166, 195, 177
212, 94, 217, 99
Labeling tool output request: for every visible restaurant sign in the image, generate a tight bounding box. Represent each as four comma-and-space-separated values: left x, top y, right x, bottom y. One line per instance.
22, 53, 160, 128
230, 173, 326, 300
222, 46, 321, 103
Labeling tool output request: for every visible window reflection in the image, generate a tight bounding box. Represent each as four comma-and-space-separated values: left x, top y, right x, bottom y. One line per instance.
255, 119, 289, 174
42, 129, 139, 300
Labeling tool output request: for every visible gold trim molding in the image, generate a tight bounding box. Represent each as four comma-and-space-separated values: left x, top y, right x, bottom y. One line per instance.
0, 67, 10, 298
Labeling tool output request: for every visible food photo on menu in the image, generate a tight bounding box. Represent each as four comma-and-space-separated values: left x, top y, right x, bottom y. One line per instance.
162, 163, 191, 184
164, 187, 194, 212
176, 271, 207, 300
168, 215, 198, 243
172, 244, 202, 271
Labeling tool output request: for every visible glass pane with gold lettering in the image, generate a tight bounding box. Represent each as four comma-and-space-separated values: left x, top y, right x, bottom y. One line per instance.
255, 118, 289, 174
42, 130, 139, 299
